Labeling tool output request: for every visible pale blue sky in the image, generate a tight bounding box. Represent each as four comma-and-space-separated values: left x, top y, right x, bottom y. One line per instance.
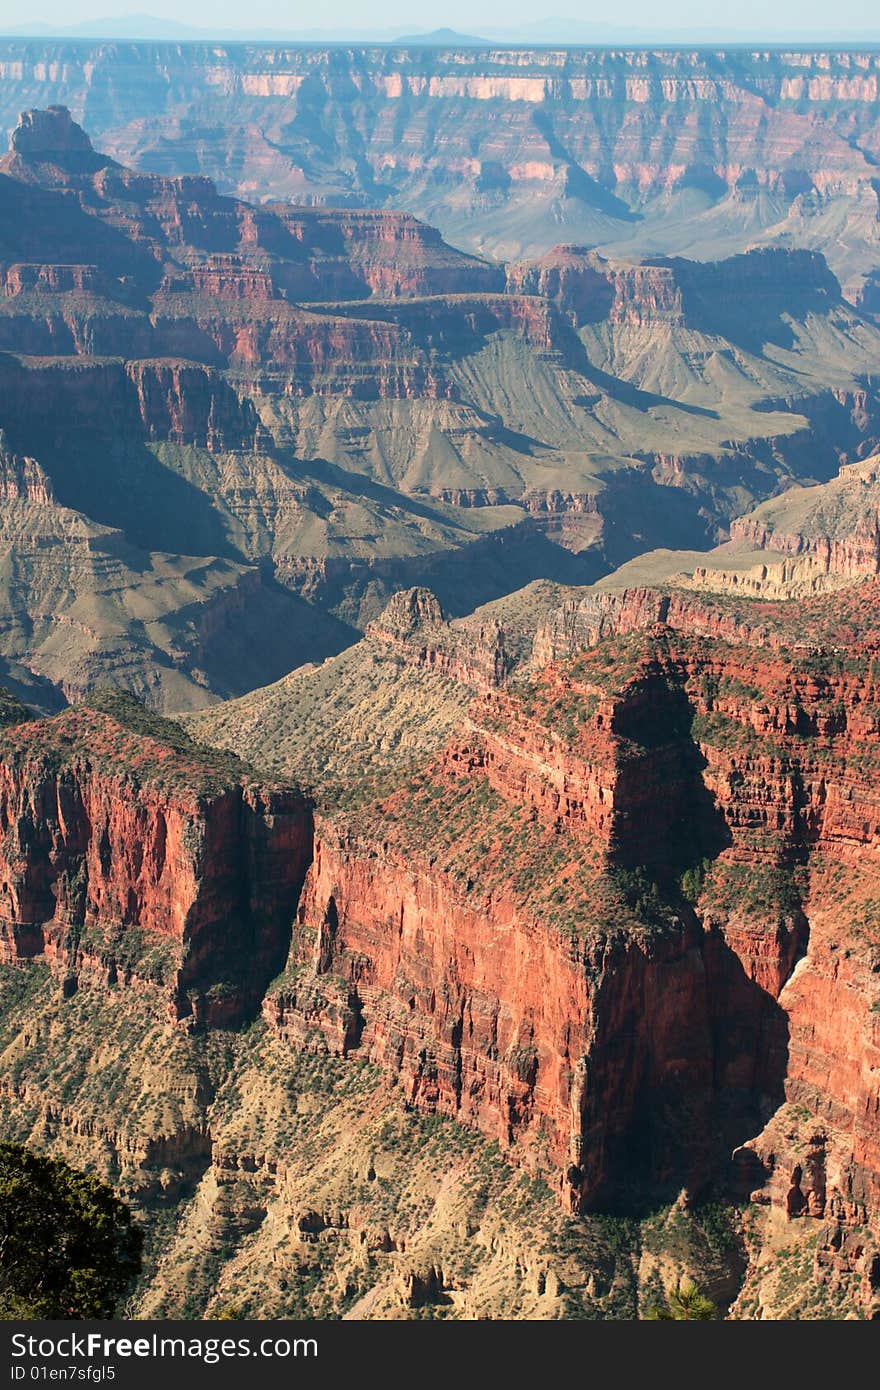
0, 2, 878, 39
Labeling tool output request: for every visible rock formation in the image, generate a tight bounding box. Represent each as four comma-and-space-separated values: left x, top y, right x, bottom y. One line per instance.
0, 90, 879, 1319
3, 44, 880, 293
3, 557, 880, 1314
0, 692, 312, 1024
3, 106, 880, 713
255, 597, 880, 1312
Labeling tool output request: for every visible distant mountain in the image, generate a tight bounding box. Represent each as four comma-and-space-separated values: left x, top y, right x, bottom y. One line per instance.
3, 15, 880, 44
1, 13, 202, 39
395, 28, 489, 46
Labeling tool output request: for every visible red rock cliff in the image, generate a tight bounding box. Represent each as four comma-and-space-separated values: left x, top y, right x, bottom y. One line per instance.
0, 697, 313, 1025
0, 353, 267, 453
263, 613, 880, 1311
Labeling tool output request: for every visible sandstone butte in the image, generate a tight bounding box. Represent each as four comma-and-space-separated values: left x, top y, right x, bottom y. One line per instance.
2, 103, 880, 591
3, 44, 880, 302
4, 101, 880, 741
2, 569, 880, 1314
0, 102, 853, 408
0, 692, 313, 1026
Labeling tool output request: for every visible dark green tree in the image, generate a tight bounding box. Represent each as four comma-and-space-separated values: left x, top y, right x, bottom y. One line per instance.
0, 1143, 142, 1319
647, 1276, 716, 1320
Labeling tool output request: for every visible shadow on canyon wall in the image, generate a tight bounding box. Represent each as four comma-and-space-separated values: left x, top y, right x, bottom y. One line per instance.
590, 680, 808, 1217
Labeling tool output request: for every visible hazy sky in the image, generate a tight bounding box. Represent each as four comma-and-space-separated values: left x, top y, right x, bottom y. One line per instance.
0, 2, 878, 35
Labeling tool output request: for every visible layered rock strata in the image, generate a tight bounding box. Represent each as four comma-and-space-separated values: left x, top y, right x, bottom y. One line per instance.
0, 695, 313, 1024
258, 614, 880, 1315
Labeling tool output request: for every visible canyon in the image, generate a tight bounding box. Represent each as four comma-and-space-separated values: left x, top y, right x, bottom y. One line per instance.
2, 460, 880, 1315
186, 466, 880, 1316
3, 105, 880, 711
1, 561, 878, 1312
1, 44, 880, 299
0, 58, 878, 1319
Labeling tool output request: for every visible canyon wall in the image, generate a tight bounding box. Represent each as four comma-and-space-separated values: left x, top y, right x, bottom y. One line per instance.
4, 105, 880, 693
262, 621, 880, 1269
729, 458, 880, 581
1, 588, 879, 1310
0, 698, 313, 1023
0, 353, 269, 454
2, 44, 879, 210
507, 244, 840, 333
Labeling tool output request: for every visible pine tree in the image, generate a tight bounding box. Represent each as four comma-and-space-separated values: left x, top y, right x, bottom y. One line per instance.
0, 1143, 142, 1319
647, 1276, 716, 1320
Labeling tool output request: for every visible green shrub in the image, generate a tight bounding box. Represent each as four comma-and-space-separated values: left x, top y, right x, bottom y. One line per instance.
646, 1276, 716, 1320
0, 1143, 142, 1318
